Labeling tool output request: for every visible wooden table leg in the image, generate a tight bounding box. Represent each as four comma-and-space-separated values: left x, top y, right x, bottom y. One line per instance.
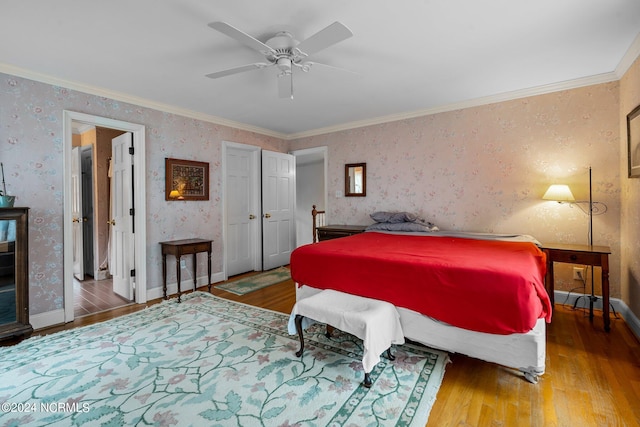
162, 253, 167, 300
207, 249, 212, 292
192, 253, 197, 291
602, 254, 610, 332
176, 255, 182, 303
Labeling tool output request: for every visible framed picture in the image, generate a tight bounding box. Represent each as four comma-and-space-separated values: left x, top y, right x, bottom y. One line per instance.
627, 104, 640, 178
165, 158, 209, 201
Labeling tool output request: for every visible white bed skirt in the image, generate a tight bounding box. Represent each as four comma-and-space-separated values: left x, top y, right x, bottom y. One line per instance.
296, 284, 546, 381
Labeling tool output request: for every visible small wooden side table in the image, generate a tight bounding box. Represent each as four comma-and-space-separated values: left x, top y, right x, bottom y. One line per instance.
541, 243, 611, 331
316, 225, 367, 241
160, 238, 213, 302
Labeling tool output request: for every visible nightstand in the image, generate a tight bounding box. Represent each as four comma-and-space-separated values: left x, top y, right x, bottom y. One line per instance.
316, 225, 367, 241
541, 243, 611, 331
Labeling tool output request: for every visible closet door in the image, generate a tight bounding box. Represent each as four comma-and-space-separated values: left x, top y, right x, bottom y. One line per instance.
261, 150, 295, 270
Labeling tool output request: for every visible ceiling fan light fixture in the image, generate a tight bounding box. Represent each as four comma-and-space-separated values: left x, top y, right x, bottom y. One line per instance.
276, 57, 292, 72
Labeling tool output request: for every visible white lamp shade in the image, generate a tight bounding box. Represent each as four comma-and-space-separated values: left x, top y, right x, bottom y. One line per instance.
543, 184, 575, 202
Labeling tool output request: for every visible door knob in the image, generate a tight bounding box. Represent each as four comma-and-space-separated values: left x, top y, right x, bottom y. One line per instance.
264, 213, 271, 218
249, 214, 256, 220
107, 219, 115, 225
72, 217, 80, 223
83, 217, 88, 222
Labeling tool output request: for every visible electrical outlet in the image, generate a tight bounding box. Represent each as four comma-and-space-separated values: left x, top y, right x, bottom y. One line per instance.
180, 259, 186, 268
573, 266, 586, 280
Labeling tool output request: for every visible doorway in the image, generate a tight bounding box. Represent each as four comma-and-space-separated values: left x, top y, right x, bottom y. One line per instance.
71, 126, 129, 317
291, 147, 328, 246
63, 111, 148, 323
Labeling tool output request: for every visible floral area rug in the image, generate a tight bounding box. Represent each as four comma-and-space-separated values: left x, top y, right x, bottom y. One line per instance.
0, 292, 448, 426
214, 267, 291, 295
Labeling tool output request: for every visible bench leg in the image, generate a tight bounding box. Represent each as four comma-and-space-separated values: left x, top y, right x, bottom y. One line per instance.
325, 324, 335, 338
386, 347, 395, 361
294, 314, 305, 357
362, 348, 393, 388
363, 372, 372, 388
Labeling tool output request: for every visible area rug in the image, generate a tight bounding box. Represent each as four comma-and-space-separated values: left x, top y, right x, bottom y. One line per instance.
0, 292, 448, 426
214, 267, 291, 295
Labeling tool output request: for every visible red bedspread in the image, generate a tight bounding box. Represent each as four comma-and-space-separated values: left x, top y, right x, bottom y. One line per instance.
290, 232, 551, 335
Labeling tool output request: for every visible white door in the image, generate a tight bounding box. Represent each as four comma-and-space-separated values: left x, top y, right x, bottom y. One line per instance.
226, 146, 259, 276
110, 133, 134, 300
71, 147, 84, 280
262, 150, 296, 270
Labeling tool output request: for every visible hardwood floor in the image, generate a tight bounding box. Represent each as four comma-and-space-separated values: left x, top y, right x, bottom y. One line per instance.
13, 272, 640, 426
73, 276, 131, 318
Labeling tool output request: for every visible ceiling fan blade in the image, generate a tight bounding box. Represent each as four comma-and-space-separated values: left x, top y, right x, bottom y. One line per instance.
278, 72, 293, 99
208, 22, 276, 55
206, 63, 271, 79
296, 21, 353, 56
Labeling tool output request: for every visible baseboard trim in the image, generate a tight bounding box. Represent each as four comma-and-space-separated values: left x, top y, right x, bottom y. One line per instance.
146, 272, 225, 301
30, 272, 225, 331
30, 308, 65, 331
554, 290, 640, 340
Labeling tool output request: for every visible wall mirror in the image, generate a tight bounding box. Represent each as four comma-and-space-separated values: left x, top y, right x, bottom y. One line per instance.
345, 163, 366, 197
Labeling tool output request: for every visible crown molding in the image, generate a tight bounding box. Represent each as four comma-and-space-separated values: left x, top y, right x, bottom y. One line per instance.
0, 63, 287, 140
615, 31, 640, 78
286, 72, 620, 140
1, 60, 632, 142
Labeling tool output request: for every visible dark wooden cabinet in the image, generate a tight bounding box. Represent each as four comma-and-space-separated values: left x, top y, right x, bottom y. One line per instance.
0, 207, 32, 341
316, 225, 367, 241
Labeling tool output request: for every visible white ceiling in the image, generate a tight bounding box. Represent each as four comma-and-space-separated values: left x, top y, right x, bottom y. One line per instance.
2, 1, 640, 139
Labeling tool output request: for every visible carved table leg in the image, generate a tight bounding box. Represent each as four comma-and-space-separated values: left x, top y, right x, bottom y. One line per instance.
176, 255, 182, 303
207, 250, 212, 292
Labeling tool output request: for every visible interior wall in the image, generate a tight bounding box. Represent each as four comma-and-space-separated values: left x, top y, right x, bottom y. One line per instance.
620, 55, 640, 318
0, 72, 287, 317
289, 82, 622, 299
295, 160, 324, 245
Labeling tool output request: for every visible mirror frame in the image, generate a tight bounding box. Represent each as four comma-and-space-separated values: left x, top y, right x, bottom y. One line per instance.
345, 163, 367, 197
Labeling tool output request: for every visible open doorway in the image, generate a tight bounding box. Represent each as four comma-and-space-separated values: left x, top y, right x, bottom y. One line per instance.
63, 111, 148, 323
71, 124, 130, 317
291, 147, 327, 246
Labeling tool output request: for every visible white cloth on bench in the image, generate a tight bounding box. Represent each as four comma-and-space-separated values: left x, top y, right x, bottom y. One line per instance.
288, 289, 405, 372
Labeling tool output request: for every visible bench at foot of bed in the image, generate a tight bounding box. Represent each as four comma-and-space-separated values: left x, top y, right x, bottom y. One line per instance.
288, 289, 405, 388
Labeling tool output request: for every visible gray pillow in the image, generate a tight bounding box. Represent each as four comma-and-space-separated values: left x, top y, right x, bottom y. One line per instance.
370, 211, 419, 223
366, 221, 439, 232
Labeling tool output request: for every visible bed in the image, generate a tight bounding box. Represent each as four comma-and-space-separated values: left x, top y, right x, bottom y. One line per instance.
290, 229, 551, 383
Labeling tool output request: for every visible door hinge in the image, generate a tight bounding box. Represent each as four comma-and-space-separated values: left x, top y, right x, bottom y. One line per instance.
130, 269, 136, 277
129, 146, 134, 155
129, 208, 135, 216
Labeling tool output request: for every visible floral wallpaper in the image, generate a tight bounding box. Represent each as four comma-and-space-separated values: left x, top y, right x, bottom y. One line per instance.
289, 83, 622, 298
0, 68, 633, 324
0, 72, 286, 317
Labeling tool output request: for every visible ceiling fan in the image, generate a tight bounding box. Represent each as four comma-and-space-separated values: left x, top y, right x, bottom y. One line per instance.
206, 21, 354, 99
